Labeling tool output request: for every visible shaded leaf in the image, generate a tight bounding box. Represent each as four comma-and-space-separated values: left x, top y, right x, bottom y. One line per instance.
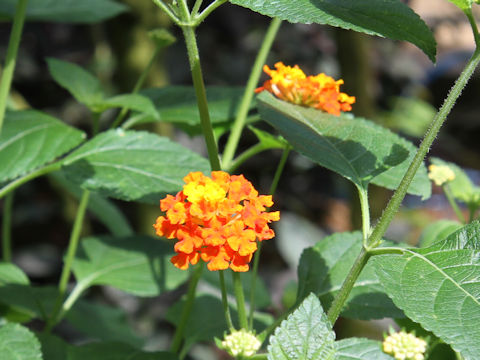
229, 0, 436, 62
0, 285, 57, 321
62, 129, 210, 203
0, 323, 42, 360
0, 0, 126, 23
373, 222, 480, 360
71, 236, 189, 296
0, 111, 85, 183
92, 94, 159, 119
297, 232, 403, 320
249, 126, 287, 149
0, 262, 29, 285
267, 293, 335, 360
418, 219, 462, 248
258, 92, 431, 198
336, 338, 394, 360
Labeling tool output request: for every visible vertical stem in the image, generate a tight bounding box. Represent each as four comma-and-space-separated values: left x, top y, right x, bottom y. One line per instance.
219, 270, 235, 330
0, 0, 29, 135
443, 184, 465, 223
233, 271, 248, 329
222, 18, 282, 168
2, 191, 14, 262
46, 190, 90, 331
170, 263, 204, 353
326, 247, 370, 324
357, 185, 370, 245
181, 24, 221, 171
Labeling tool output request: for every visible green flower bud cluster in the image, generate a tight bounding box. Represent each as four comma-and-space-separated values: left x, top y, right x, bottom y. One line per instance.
383, 330, 427, 360
220, 329, 261, 358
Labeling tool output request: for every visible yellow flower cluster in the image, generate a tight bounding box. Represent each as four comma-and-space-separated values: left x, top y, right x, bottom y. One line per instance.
428, 164, 455, 186
383, 330, 427, 360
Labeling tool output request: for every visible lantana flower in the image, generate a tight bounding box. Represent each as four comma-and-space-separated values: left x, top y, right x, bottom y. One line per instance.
154, 171, 280, 272
255, 62, 355, 116
382, 330, 427, 360
428, 164, 455, 186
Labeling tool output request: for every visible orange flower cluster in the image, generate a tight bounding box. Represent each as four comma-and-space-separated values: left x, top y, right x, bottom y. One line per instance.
154, 171, 280, 272
255, 62, 355, 116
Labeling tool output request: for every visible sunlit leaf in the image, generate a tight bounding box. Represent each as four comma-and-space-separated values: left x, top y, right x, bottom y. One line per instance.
336, 338, 394, 360
0, 323, 42, 360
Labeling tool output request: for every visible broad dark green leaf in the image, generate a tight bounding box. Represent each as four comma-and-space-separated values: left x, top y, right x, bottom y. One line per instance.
0, 264, 32, 322
49, 172, 133, 236
66, 301, 143, 346
258, 92, 431, 198
71, 236, 189, 296
61, 129, 210, 203
336, 338, 394, 360
0, 285, 57, 321
418, 219, 462, 248
0, 0, 126, 23
373, 222, 480, 360
166, 294, 272, 352
297, 232, 403, 320
0, 111, 85, 183
229, 0, 436, 62
0, 323, 42, 360
38, 333, 177, 360
267, 293, 335, 360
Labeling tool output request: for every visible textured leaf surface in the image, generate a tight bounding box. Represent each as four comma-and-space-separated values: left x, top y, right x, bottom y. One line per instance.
297, 232, 402, 320
418, 219, 462, 248
336, 338, 394, 360
229, 0, 436, 61
71, 236, 189, 296
39, 334, 177, 360
258, 92, 431, 198
0, 0, 126, 23
0, 323, 42, 360
0, 111, 85, 182
373, 222, 480, 360
62, 129, 209, 203
267, 293, 335, 360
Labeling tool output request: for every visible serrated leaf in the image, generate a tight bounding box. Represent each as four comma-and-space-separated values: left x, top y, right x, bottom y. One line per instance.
267, 293, 335, 360
418, 219, 462, 248
336, 338, 394, 360
0, 323, 42, 360
258, 92, 431, 198
49, 172, 133, 236
61, 129, 210, 203
38, 333, 177, 360
71, 236, 189, 296
297, 232, 403, 320
229, 0, 436, 62
373, 222, 480, 360
0, 0, 127, 23
0, 111, 85, 183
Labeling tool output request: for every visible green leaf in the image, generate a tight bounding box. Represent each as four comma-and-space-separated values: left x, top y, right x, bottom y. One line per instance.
249, 126, 287, 149
49, 172, 133, 236
71, 236, 189, 296
0, 264, 32, 323
47, 58, 104, 107
229, 0, 436, 62
38, 333, 177, 360
418, 219, 462, 248
446, 0, 473, 11
61, 129, 210, 203
91, 94, 159, 119
66, 300, 143, 346
0, 323, 42, 360
0, 262, 29, 285
258, 92, 431, 198
373, 222, 480, 360
297, 232, 403, 320
0, 285, 57, 321
336, 338, 394, 360
267, 293, 335, 360
0, 0, 127, 23
0, 111, 86, 183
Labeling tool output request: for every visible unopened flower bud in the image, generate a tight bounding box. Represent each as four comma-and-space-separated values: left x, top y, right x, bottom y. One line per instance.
383, 330, 427, 360
220, 329, 261, 358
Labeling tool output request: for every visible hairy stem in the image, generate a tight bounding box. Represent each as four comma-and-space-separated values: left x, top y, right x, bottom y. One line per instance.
2, 191, 14, 262
0, 0, 29, 135
443, 184, 466, 223
219, 270, 235, 331
233, 271, 248, 329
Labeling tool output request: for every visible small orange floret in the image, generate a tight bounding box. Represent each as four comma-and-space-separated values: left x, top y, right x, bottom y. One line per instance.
153, 171, 280, 272
255, 62, 355, 116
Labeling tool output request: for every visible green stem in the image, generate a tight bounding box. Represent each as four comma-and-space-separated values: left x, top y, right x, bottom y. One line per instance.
221, 17, 282, 168
233, 271, 248, 329
465, 8, 480, 48
2, 191, 14, 262
326, 247, 370, 324
366, 48, 480, 251
194, 0, 228, 24
443, 184, 466, 223
228, 143, 266, 173
357, 185, 370, 245
269, 145, 290, 196
181, 23, 221, 171
54, 279, 90, 325
219, 270, 235, 331
0, 0, 28, 135
46, 190, 90, 331
191, 0, 204, 17
151, 0, 181, 25
0, 161, 62, 200
170, 263, 204, 353
111, 46, 161, 129
367, 247, 405, 256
